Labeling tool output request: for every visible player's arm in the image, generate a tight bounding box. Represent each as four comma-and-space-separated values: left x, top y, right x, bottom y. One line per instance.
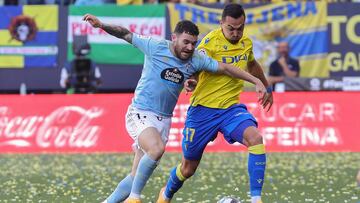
83, 14, 133, 44
247, 59, 274, 111
217, 62, 266, 100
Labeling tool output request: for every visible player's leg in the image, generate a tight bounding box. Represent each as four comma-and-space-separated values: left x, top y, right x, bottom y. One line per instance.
221, 104, 265, 203
239, 125, 266, 203
106, 147, 143, 203
158, 105, 220, 202
126, 127, 165, 202
230, 121, 266, 203
124, 107, 170, 203
157, 157, 201, 203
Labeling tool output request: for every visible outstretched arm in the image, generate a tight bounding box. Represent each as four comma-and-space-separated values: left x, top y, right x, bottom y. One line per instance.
247, 59, 274, 111
217, 62, 266, 101
83, 14, 133, 44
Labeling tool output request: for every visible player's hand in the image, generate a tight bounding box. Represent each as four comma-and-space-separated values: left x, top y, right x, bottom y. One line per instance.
83, 14, 102, 28
260, 92, 273, 112
255, 80, 266, 105
184, 78, 197, 95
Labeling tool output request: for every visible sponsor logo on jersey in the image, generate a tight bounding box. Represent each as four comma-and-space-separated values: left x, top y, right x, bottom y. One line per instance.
161, 68, 184, 84
222, 54, 248, 64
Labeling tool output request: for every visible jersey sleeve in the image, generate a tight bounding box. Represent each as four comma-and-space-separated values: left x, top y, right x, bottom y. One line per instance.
194, 33, 219, 72
246, 38, 255, 62
197, 36, 214, 57
194, 52, 219, 73
248, 49, 255, 62
132, 34, 158, 55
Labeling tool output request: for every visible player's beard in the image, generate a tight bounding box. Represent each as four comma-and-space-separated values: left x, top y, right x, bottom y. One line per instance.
175, 46, 193, 60
229, 38, 240, 44
227, 35, 242, 44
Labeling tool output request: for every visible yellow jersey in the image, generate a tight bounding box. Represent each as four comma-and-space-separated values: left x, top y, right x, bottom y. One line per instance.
191, 28, 255, 109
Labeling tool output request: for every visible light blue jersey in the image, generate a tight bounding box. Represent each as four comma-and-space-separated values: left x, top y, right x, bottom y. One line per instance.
131, 34, 219, 117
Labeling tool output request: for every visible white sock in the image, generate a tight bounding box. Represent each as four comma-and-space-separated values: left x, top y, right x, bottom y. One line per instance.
251, 196, 261, 203
162, 192, 170, 200
128, 192, 141, 199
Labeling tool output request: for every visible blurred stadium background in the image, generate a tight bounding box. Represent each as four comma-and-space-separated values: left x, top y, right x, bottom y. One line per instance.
0, 0, 359, 202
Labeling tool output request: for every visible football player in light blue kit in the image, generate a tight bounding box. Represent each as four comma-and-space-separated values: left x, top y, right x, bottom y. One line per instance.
83, 14, 267, 203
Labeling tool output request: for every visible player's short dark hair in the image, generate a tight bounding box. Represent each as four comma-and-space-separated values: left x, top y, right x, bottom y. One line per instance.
174, 20, 199, 36
222, 3, 245, 20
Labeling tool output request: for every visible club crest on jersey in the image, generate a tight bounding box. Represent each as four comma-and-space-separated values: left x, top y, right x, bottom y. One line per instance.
198, 48, 206, 56
223, 45, 227, 50
161, 68, 184, 84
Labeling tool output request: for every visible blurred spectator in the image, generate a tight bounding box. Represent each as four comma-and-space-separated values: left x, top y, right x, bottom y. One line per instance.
4, 0, 18, 5
117, 0, 142, 4
0, 0, 4, 5
268, 41, 300, 91
60, 42, 102, 94
54, 0, 73, 5
44, 0, 55, 4
143, 0, 157, 4
74, 0, 115, 6
181, 0, 199, 4
74, 0, 107, 5
18, 0, 44, 4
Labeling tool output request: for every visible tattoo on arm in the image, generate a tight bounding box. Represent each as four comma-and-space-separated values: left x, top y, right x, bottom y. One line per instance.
101, 23, 133, 44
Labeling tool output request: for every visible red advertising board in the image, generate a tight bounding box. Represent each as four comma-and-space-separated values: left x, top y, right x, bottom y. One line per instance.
0, 94, 133, 153
0, 92, 359, 153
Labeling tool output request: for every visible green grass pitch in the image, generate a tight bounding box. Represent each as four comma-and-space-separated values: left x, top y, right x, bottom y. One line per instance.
0, 152, 359, 203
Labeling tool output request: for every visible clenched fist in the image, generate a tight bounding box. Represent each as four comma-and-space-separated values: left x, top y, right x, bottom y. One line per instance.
83, 14, 102, 28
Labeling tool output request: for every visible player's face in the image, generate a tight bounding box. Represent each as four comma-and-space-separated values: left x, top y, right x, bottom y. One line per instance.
172, 32, 198, 60
220, 15, 245, 44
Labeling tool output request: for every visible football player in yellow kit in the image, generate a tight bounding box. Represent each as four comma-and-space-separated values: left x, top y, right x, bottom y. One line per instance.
157, 3, 273, 203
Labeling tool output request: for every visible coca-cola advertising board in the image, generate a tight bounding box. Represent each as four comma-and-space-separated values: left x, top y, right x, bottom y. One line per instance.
0, 92, 359, 153
0, 94, 133, 153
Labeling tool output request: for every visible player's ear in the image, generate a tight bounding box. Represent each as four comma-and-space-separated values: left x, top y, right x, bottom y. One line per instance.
171, 33, 177, 42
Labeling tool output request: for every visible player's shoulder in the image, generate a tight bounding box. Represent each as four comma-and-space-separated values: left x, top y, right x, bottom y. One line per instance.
240, 34, 254, 47
200, 28, 222, 45
205, 28, 222, 39
135, 34, 165, 44
192, 49, 207, 61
